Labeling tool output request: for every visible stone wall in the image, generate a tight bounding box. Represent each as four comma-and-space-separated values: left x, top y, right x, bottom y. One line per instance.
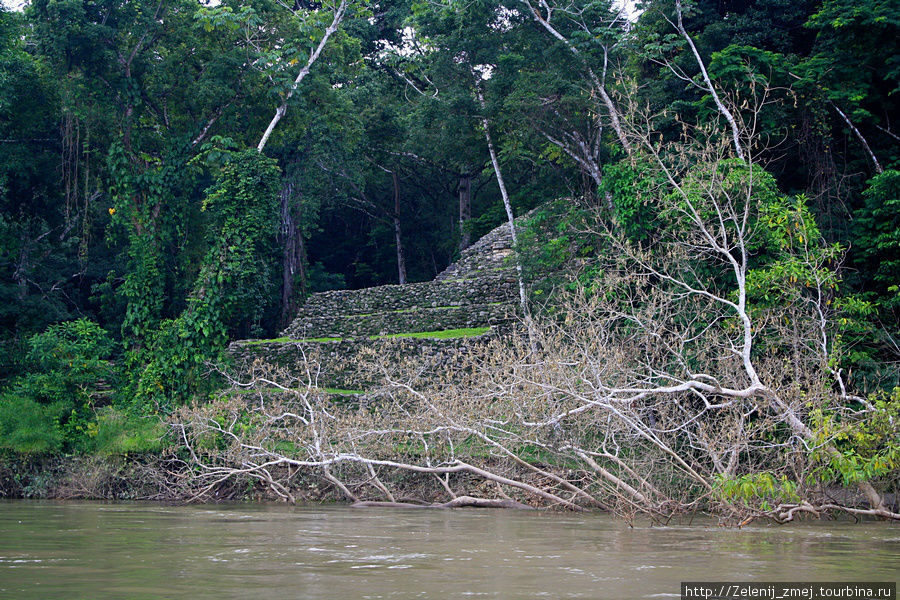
285, 302, 516, 339
287, 273, 517, 319
434, 220, 516, 281
230, 333, 494, 389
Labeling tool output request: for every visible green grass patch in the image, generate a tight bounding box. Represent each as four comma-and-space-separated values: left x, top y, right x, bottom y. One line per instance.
372, 327, 490, 340
91, 409, 167, 455
242, 336, 293, 345
242, 336, 342, 345
224, 386, 364, 396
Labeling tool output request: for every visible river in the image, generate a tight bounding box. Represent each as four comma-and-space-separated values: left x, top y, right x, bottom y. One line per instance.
0, 501, 897, 599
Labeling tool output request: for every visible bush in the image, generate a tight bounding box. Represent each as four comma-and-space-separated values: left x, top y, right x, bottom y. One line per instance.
601, 157, 666, 244
0, 395, 62, 455
854, 170, 900, 309
0, 319, 117, 455
90, 409, 166, 455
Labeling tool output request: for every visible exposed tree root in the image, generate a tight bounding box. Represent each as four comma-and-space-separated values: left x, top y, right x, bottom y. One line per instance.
770, 502, 900, 524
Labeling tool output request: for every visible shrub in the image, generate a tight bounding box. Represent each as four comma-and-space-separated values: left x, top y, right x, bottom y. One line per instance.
0, 395, 62, 455
0, 319, 116, 455
90, 409, 166, 455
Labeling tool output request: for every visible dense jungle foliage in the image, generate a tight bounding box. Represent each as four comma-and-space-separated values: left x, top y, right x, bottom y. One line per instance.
0, 0, 897, 512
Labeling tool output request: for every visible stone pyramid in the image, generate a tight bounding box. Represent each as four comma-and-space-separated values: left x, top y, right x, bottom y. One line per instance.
229, 220, 522, 391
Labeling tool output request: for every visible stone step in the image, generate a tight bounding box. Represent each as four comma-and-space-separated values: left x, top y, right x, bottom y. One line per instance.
282, 301, 518, 340
287, 273, 518, 324
246, 212, 535, 391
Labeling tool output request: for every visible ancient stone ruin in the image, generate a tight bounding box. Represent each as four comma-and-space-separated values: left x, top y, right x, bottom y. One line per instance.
229, 220, 522, 392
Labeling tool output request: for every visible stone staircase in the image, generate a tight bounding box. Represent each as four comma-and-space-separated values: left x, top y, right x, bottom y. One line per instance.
229, 220, 522, 391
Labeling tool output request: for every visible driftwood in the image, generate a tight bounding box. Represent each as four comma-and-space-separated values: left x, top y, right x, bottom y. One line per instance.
352, 495, 533, 510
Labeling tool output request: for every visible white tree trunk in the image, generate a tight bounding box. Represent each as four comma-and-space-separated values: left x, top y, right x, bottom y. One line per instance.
518, 0, 631, 155
475, 85, 531, 327
674, 0, 745, 161
257, 0, 348, 153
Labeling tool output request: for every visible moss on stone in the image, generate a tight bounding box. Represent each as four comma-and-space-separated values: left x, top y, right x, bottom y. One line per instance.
321, 387, 365, 395
242, 336, 342, 346
242, 336, 294, 345
372, 327, 491, 340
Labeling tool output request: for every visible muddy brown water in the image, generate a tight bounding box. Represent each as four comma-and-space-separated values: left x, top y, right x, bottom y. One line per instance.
0, 500, 897, 599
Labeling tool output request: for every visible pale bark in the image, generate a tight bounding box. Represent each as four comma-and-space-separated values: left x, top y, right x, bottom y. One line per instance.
831, 102, 883, 174
673, 0, 745, 160
257, 0, 348, 153
538, 128, 613, 209
352, 496, 533, 510
474, 84, 530, 327
518, 0, 631, 155
576, 450, 651, 507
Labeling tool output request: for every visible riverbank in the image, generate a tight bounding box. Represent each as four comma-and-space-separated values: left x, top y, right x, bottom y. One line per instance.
0, 455, 168, 501
0, 453, 565, 508
3, 450, 897, 529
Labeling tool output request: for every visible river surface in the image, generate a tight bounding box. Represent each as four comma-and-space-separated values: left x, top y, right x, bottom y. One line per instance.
0, 501, 897, 599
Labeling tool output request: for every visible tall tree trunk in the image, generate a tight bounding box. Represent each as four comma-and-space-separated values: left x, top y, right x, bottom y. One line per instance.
830, 102, 883, 174
392, 171, 407, 285
458, 172, 472, 251
475, 84, 534, 348
279, 181, 308, 328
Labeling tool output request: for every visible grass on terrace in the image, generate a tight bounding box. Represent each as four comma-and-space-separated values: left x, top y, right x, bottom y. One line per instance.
228, 386, 364, 395
372, 327, 490, 340
242, 336, 342, 345
242, 327, 491, 345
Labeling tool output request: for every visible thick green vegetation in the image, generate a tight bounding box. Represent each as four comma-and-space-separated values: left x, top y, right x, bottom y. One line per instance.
0, 0, 897, 516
